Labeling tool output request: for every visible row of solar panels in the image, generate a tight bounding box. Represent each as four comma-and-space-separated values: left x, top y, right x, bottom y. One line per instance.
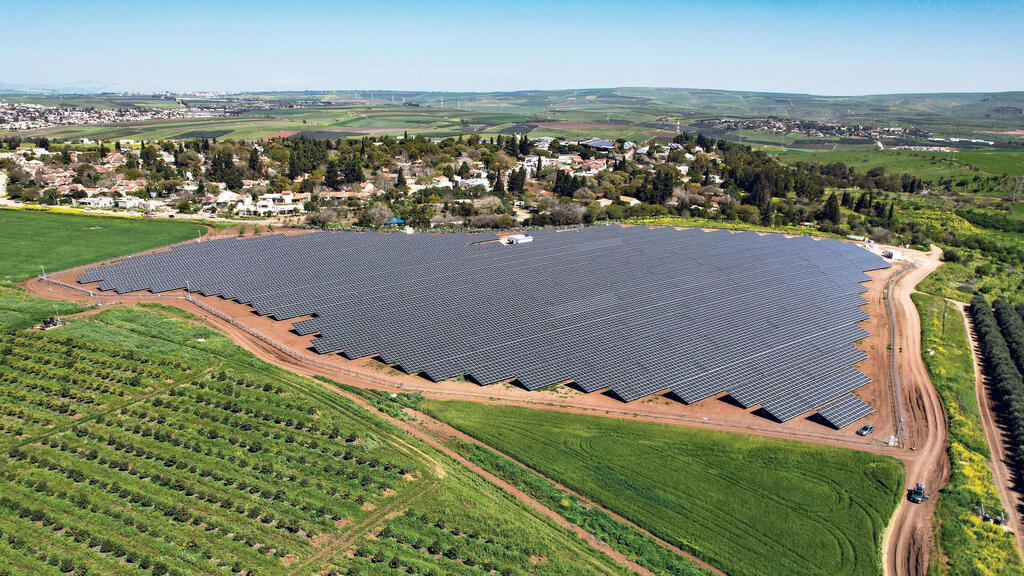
816, 394, 875, 428
79, 225, 887, 423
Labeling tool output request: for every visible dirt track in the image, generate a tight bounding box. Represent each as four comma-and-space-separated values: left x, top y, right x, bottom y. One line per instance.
881, 246, 948, 576
22, 241, 950, 576
956, 301, 1024, 560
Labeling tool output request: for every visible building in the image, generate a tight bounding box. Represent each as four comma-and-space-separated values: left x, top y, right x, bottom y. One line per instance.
579, 137, 615, 150
75, 196, 114, 208
236, 192, 305, 217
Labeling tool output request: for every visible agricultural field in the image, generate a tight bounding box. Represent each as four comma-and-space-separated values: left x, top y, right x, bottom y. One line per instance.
774, 148, 1024, 184
912, 293, 1022, 576
0, 292, 633, 576
443, 438, 709, 576
0, 209, 206, 282
420, 400, 904, 576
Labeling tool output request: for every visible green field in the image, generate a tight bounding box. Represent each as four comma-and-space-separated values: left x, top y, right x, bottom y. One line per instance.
912, 294, 1022, 575
0, 292, 631, 576
0, 209, 206, 282
775, 148, 1024, 182
0, 210, 639, 576
421, 400, 904, 576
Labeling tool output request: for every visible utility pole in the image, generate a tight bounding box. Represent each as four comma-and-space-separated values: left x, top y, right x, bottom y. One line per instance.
1014, 175, 1024, 203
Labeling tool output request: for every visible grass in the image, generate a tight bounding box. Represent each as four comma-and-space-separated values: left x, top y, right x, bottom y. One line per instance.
0, 284, 83, 331
774, 148, 1024, 190
634, 216, 846, 239
420, 400, 904, 576
0, 291, 630, 576
0, 209, 207, 282
445, 438, 709, 576
917, 248, 1024, 303
912, 293, 1022, 576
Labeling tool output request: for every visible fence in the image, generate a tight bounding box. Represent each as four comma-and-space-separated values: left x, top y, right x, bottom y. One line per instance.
885, 265, 909, 448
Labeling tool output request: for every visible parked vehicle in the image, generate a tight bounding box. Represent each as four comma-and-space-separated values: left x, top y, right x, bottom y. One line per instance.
856, 424, 874, 436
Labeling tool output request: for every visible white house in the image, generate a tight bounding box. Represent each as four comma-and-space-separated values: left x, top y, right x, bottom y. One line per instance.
215, 190, 243, 205
75, 196, 115, 208
236, 192, 305, 216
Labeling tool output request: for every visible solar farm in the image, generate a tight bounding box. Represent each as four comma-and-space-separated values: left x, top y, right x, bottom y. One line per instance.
78, 225, 890, 424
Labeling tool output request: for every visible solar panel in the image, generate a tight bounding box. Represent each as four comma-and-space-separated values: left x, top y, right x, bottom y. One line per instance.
77, 224, 888, 415
816, 394, 875, 429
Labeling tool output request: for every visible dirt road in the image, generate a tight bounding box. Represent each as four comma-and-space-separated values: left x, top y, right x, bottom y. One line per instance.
882, 246, 948, 576
956, 301, 1024, 560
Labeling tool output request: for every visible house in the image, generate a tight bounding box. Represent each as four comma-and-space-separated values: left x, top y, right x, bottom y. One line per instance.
115, 196, 147, 209
532, 137, 555, 150
577, 158, 607, 176
455, 177, 490, 189
75, 196, 114, 208
619, 195, 641, 207
236, 192, 305, 216
215, 190, 243, 205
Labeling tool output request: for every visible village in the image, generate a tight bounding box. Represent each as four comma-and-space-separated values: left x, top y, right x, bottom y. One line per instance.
0, 100, 222, 131
0, 132, 731, 228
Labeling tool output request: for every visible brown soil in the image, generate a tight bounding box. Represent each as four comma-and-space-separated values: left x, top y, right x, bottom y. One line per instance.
881, 246, 949, 576
537, 122, 635, 130
260, 131, 299, 140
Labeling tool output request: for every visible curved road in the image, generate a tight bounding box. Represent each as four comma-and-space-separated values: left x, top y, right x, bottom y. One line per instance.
882, 246, 948, 576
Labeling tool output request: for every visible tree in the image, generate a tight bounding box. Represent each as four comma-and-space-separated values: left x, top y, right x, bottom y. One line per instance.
396, 167, 406, 190
508, 167, 526, 194
248, 148, 262, 176
821, 192, 840, 223
360, 203, 393, 227
343, 159, 363, 183
519, 135, 531, 156
854, 192, 868, 212
492, 170, 504, 195
325, 160, 341, 189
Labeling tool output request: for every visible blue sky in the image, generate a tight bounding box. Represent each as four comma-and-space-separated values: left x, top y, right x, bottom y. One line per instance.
2, 0, 1021, 95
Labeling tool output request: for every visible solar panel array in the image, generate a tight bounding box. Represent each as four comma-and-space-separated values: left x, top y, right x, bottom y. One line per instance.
79, 225, 888, 420
816, 394, 876, 428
